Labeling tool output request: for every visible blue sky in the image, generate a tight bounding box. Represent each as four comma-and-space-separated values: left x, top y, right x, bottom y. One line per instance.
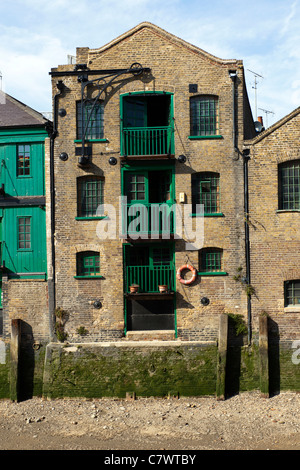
0, 0, 299, 127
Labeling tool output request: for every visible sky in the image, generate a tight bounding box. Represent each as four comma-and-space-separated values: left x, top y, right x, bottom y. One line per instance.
0, 0, 299, 128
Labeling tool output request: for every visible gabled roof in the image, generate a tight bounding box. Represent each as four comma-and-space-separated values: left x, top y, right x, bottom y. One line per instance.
245, 106, 300, 145
86, 21, 242, 67
0, 92, 48, 128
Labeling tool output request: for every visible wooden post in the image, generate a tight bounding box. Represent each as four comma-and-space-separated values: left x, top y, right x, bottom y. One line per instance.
259, 315, 269, 398
10, 319, 21, 402
217, 313, 228, 400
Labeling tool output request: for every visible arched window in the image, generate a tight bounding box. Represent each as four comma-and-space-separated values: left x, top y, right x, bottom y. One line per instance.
199, 248, 223, 274
278, 160, 300, 210
76, 251, 100, 277
190, 95, 219, 136
77, 175, 104, 218
76, 100, 104, 140
192, 172, 220, 215
284, 280, 300, 306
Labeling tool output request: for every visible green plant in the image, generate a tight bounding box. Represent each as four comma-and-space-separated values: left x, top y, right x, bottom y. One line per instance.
54, 307, 68, 342
76, 326, 88, 336
233, 267, 255, 298
227, 313, 248, 336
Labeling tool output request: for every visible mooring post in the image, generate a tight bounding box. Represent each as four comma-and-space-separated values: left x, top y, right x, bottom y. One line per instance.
259, 315, 269, 397
217, 313, 228, 400
10, 319, 21, 402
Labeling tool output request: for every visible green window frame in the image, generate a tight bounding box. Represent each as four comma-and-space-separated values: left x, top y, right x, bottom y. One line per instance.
76, 251, 100, 277
77, 100, 104, 140
77, 176, 104, 218
17, 216, 31, 250
285, 280, 300, 307
192, 172, 220, 215
17, 144, 31, 176
199, 248, 225, 275
279, 160, 300, 210
190, 95, 219, 137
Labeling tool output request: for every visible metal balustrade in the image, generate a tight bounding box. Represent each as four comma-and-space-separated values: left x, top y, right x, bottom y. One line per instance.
125, 264, 174, 293
122, 126, 174, 156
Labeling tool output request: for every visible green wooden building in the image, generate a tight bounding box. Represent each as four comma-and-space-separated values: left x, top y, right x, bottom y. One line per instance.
0, 92, 51, 334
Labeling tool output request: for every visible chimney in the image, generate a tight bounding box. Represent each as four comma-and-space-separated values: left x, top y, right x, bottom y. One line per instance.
257, 116, 264, 126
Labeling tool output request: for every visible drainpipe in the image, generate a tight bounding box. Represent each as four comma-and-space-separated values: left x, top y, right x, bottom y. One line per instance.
48, 80, 64, 339
243, 148, 251, 344
229, 70, 252, 344
229, 70, 238, 159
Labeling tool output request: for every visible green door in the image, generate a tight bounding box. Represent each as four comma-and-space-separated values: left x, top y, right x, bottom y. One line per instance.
124, 170, 148, 236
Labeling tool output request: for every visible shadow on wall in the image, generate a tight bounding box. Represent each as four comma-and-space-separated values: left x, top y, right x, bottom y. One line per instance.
268, 318, 280, 397
18, 321, 35, 402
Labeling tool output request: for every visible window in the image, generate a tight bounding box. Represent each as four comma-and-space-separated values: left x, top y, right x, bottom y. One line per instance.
199, 248, 223, 274
18, 217, 31, 250
279, 160, 300, 210
192, 172, 220, 215
77, 100, 104, 140
77, 251, 100, 277
77, 176, 104, 217
285, 280, 300, 307
17, 145, 30, 176
190, 95, 219, 136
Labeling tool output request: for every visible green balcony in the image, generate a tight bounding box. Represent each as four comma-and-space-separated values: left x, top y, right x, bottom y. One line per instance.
121, 126, 174, 157
125, 264, 175, 294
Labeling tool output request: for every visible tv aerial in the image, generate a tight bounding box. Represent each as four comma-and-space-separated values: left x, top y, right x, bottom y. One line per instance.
247, 69, 264, 120
259, 107, 275, 128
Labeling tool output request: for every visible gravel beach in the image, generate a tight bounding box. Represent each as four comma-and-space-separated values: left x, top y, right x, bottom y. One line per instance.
0, 391, 299, 451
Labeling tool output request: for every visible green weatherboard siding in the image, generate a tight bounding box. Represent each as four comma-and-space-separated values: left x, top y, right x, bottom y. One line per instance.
0, 128, 48, 280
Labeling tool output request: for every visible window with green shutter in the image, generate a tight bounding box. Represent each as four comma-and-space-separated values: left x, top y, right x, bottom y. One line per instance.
77, 251, 100, 277
17, 216, 31, 250
17, 145, 31, 176
77, 100, 104, 140
192, 172, 220, 215
279, 160, 300, 210
77, 176, 104, 218
190, 95, 219, 137
284, 280, 300, 306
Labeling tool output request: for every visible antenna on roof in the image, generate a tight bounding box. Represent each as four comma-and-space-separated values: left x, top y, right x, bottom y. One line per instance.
247, 69, 264, 120
258, 107, 275, 128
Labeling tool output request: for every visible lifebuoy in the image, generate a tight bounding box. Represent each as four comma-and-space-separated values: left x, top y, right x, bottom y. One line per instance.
176, 264, 197, 285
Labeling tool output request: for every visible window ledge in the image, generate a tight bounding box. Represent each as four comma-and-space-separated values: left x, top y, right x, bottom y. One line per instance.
198, 272, 228, 276
190, 213, 224, 217
276, 210, 300, 213
74, 139, 108, 143
74, 275, 104, 279
188, 135, 223, 140
75, 216, 107, 221
284, 306, 300, 313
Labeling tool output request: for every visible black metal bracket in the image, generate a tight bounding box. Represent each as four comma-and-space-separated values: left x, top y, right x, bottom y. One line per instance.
75, 63, 151, 164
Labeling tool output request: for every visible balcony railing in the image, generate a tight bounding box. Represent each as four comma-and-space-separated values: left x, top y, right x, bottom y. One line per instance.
125, 264, 175, 293
121, 202, 175, 238
121, 126, 174, 156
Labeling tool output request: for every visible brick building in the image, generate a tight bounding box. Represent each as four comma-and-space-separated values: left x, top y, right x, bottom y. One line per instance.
245, 107, 300, 343
49, 22, 256, 343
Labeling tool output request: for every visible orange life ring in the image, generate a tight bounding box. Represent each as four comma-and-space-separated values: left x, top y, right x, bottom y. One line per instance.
176, 264, 197, 285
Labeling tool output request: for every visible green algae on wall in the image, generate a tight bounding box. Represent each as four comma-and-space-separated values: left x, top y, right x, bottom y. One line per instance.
0, 342, 10, 399
43, 342, 218, 399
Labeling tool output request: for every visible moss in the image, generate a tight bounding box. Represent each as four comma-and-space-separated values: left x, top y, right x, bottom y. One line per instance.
43, 344, 218, 399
